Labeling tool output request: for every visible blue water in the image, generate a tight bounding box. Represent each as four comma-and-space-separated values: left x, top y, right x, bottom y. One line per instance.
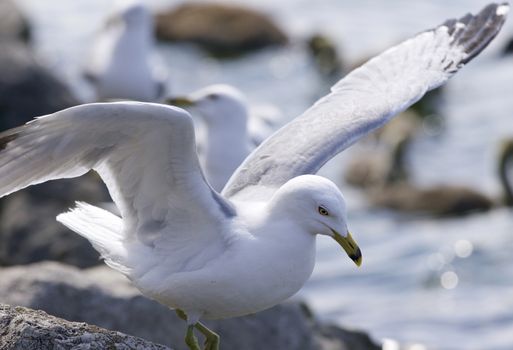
16, 1, 513, 349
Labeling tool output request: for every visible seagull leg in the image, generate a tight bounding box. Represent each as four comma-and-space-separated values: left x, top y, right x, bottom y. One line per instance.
185, 325, 201, 350
195, 322, 220, 350
176, 309, 201, 350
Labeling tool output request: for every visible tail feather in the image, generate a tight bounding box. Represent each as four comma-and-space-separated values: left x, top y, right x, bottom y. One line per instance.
57, 201, 130, 274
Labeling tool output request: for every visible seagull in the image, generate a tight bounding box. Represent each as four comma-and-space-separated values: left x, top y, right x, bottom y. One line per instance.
0, 3, 507, 350
167, 84, 281, 191
83, 2, 166, 102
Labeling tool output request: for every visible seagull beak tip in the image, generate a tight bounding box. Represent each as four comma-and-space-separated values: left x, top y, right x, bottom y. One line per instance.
332, 230, 363, 267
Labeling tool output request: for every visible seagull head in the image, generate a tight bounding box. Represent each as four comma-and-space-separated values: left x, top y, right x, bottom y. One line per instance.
269, 175, 362, 267
120, 3, 152, 29
167, 84, 249, 128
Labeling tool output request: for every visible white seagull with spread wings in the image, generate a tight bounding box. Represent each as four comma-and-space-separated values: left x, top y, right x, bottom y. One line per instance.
0, 4, 508, 350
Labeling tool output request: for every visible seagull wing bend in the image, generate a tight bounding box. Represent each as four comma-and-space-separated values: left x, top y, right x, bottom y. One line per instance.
223, 3, 509, 200
0, 102, 235, 260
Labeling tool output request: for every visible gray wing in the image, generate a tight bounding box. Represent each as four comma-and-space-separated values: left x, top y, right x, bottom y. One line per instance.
223, 3, 509, 199
0, 102, 234, 249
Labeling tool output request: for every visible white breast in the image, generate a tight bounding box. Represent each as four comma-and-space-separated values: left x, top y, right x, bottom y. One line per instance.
141, 224, 316, 320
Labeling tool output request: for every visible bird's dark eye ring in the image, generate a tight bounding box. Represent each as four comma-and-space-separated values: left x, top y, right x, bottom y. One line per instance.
208, 93, 219, 100
318, 206, 329, 216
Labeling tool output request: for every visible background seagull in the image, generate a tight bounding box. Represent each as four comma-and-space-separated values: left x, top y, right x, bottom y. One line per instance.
83, 2, 167, 102
167, 84, 282, 191
0, 3, 507, 350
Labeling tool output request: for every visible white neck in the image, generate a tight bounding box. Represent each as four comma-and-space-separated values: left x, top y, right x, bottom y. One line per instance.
204, 122, 251, 192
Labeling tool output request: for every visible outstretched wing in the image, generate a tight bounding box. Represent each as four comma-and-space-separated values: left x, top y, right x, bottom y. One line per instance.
0, 102, 235, 250
223, 3, 509, 199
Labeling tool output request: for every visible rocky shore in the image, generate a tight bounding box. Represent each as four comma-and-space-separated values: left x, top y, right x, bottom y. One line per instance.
155, 3, 288, 57
0, 262, 380, 350
0, 304, 170, 350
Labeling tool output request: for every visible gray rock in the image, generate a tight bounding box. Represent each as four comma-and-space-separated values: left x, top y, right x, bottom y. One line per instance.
0, 40, 100, 268
0, 173, 111, 268
155, 3, 288, 57
0, 24, 95, 269
0, 262, 380, 350
0, 40, 79, 131
0, 304, 170, 350
0, 0, 31, 43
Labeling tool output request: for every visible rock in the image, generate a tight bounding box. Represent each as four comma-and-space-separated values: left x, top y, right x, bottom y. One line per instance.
0, 39, 103, 268
0, 40, 103, 268
0, 262, 381, 350
0, 304, 170, 350
0, 0, 31, 43
317, 325, 383, 350
0, 173, 111, 268
503, 37, 513, 55
0, 40, 79, 131
155, 3, 288, 57
343, 115, 417, 189
369, 183, 494, 217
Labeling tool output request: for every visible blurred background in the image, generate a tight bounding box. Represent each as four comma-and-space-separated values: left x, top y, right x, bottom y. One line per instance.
1, 0, 513, 349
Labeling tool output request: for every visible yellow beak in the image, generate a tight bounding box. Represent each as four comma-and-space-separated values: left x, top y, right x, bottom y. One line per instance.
166, 97, 194, 108
332, 231, 362, 267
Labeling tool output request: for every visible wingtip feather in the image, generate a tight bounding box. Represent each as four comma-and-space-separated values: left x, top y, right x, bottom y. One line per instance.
435, 3, 509, 67
496, 3, 510, 16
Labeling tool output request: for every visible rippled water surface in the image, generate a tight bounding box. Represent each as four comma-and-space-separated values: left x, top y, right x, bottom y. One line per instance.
16, 1, 513, 349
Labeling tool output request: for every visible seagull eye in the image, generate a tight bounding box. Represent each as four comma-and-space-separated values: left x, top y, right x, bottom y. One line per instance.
318, 206, 329, 216
208, 93, 219, 100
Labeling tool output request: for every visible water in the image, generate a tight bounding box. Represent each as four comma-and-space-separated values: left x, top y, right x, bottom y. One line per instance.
15, 1, 513, 349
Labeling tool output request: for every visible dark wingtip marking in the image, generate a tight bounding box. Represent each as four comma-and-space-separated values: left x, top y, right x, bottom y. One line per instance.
426, 3, 508, 73
449, 3, 509, 65
0, 133, 19, 151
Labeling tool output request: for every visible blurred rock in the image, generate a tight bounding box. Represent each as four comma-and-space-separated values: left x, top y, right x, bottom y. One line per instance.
369, 184, 494, 217
0, 173, 110, 268
0, 0, 31, 43
0, 262, 381, 350
155, 3, 288, 57
0, 304, 170, 350
503, 37, 513, 55
344, 148, 397, 189
344, 113, 417, 189
0, 40, 96, 268
364, 137, 513, 217
346, 133, 496, 216
0, 40, 79, 131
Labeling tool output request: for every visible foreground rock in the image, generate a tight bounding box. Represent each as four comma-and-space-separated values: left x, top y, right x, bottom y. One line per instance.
0, 173, 111, 268
0, 304, 170, 350
0, 262, 380, 350
155, 3, 288, 57
0, 0, 31, 43
0, 40, 79, 131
